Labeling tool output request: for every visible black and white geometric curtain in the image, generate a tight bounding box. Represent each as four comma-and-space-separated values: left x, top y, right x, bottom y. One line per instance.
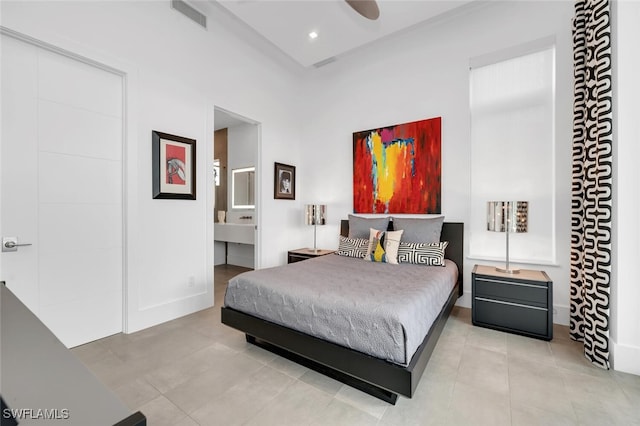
570, 0, 612, 370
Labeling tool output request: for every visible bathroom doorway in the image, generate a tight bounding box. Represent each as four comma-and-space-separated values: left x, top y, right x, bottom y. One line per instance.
213, 107, 260, 270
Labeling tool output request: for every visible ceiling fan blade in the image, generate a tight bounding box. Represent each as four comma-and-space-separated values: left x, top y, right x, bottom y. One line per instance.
345, 0, 380, 20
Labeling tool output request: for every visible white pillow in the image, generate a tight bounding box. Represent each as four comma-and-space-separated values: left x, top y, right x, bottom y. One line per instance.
364, 228, 404, 264
384, 230, 404, 265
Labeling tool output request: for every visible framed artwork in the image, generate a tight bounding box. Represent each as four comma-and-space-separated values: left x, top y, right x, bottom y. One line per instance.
274, 162, 295, 200
353, 116, 441, 214
152, 130, 196, 200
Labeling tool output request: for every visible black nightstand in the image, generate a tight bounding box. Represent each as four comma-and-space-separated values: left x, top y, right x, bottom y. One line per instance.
472, 264, 553, 340
287, 248, 335, 264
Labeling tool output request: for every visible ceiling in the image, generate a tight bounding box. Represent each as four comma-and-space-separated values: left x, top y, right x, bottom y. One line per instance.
214, 0, 476, 68
211, 0, 477, 129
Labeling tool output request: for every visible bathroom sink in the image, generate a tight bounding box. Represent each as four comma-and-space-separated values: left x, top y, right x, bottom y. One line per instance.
214, 223, 255, 244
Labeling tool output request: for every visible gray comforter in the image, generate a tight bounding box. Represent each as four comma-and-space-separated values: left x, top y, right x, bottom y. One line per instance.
223, 254, 458, 366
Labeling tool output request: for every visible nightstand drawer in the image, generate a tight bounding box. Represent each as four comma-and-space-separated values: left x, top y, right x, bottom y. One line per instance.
288, 253, 309, 264
287, 248, 335, 264
474, 297, 549, 337
474, 277, 548, 307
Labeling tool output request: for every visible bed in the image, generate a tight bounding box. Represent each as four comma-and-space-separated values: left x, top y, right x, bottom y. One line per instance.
221, 219, 463, 404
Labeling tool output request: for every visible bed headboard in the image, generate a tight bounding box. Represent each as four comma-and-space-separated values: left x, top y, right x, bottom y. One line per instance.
340, 219, 464, 297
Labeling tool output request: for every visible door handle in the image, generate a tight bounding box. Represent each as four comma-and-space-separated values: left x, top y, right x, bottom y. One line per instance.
2, 237, 32, 252
4, 241, 32, 249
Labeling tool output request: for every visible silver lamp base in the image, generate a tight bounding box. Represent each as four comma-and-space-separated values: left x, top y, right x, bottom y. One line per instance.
495, 267, 520, 274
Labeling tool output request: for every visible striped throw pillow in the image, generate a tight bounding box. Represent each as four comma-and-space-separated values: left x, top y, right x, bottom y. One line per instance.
336, 236, 369, 259
397, 241, 449, 266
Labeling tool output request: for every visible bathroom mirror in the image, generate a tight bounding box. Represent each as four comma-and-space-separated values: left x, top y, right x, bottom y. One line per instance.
231, 167, 255, 209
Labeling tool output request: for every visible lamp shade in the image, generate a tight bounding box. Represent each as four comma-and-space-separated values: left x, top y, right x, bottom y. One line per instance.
487, 201, 528, 233
305, 204, 326, 226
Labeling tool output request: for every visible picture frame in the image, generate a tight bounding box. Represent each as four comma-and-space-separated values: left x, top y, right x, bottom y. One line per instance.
274, 162, 295, 200
152, 130, 196, 200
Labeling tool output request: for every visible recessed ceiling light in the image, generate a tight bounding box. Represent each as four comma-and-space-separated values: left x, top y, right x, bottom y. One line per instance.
308, 31, 318, 40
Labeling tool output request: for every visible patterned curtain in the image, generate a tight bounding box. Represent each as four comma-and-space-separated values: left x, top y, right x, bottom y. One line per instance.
570, 0, 612, 369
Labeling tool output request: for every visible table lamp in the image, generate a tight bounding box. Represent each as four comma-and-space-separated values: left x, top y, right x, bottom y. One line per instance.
305, 204, 326, 253
487, 201, 528, 274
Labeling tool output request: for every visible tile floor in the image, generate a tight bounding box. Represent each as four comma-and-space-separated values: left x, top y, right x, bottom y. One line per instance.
72, 265, 640, 425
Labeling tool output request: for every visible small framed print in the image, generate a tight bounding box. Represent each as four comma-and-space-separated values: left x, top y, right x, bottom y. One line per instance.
274, 162, 295, 200
152, 130, 196, 200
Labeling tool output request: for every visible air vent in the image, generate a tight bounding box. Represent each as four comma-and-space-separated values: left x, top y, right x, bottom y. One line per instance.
313, 57, 337, 68
171, 0, 207, 29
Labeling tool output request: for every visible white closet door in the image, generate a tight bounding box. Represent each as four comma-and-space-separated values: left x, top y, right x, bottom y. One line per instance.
1, 34, 124, 347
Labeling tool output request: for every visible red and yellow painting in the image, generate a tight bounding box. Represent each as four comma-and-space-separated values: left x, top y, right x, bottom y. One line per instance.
353, 117, 441, 214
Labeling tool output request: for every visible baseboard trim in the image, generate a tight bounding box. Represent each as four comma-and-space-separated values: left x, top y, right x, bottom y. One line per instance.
612, 340, 640, 376
553, 304, 570, 326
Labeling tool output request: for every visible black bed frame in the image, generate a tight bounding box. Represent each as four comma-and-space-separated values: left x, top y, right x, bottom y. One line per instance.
221, 221, 464, 404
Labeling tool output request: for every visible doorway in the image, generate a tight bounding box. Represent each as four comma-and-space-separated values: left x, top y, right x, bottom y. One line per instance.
0, 32, 125, 347
213, 107, 260, 270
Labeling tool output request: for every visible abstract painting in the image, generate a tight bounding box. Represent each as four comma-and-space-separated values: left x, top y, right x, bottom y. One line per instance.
353, 117, 441, 214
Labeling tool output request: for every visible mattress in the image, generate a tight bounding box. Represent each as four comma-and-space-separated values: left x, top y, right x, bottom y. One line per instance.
223, 253, 458, 366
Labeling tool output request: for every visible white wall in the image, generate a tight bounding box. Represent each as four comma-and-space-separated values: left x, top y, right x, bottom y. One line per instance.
301, 1, 574, 321
612, 0, 640, 375
1, 0, 304, 332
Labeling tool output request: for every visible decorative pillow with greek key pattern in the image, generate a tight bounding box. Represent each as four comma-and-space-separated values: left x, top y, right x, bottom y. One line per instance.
397, 241, 449, 266
336, 236, 369, 259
